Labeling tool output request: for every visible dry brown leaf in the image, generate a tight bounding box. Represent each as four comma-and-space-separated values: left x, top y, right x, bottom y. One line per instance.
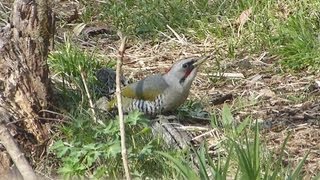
236, 7, 252, 36
236, 7, 252, 26
256, 88, 276, 99
73, 23, 86, 36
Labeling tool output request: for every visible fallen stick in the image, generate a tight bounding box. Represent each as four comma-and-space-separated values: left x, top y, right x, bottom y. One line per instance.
205, 72, 245, 79
0, 107, 37, 180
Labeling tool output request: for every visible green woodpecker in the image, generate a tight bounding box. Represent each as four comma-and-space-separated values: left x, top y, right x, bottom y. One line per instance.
108, 56, 209, 116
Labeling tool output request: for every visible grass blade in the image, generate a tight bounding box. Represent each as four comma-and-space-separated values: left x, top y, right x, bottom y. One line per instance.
157, 151, 199, 180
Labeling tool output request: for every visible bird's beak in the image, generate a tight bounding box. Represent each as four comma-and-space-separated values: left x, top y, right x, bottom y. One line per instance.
193, 55, 210, 67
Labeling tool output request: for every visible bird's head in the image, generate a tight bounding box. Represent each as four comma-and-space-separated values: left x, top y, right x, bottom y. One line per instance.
164, 56, 209, 87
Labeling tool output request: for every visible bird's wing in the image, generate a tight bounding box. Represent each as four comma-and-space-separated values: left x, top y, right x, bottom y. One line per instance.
122, 74, 169, 101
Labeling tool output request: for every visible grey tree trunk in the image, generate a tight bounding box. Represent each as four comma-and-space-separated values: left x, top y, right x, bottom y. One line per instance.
0, 0, 53, 175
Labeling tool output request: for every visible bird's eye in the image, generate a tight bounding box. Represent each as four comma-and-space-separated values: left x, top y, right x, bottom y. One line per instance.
182, 63, 188, 68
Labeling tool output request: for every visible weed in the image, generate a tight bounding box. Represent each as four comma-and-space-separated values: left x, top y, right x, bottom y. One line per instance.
51, 110, 173, 179
48, 36, 115, 110
159, 106, 308, 179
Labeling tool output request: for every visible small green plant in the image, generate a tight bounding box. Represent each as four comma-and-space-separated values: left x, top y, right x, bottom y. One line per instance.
157, 151, 199, 180
51, 110, 172, 179
48, 37, 103, 84
48, 37, 115, 110
178, 100, 210, 119
159, 105, 309, 179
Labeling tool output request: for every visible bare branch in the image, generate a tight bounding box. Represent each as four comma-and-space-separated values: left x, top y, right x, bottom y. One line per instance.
79, 66, 104, 125
116, 33, 131, 180
0, 107, 37, 180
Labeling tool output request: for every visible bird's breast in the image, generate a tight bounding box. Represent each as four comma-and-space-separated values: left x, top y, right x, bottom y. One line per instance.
161, 87, 191, 110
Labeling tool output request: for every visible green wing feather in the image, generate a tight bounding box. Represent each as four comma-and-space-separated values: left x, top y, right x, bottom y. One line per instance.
107, 74, 168, 111
122, 85, 162, 101
122, 74, 168, 101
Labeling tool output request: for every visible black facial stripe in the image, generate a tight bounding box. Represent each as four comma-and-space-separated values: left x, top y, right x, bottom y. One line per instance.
188, 60, 196, 65
182, 60, 196, 68
179, 77, 186, 84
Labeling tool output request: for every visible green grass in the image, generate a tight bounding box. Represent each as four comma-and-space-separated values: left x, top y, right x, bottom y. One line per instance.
159, 107, 309, 180
273, 12, 320, 70
48, 37, 116, 110
51, 110, 175, 179
79, 0, 320, 71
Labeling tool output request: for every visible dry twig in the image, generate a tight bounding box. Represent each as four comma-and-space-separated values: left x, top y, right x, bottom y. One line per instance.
79, 67, 104, 125
0, 107, 37, 180
205, 72, 245, 79
116, 33, 131, 180
166, 25, 187, 45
